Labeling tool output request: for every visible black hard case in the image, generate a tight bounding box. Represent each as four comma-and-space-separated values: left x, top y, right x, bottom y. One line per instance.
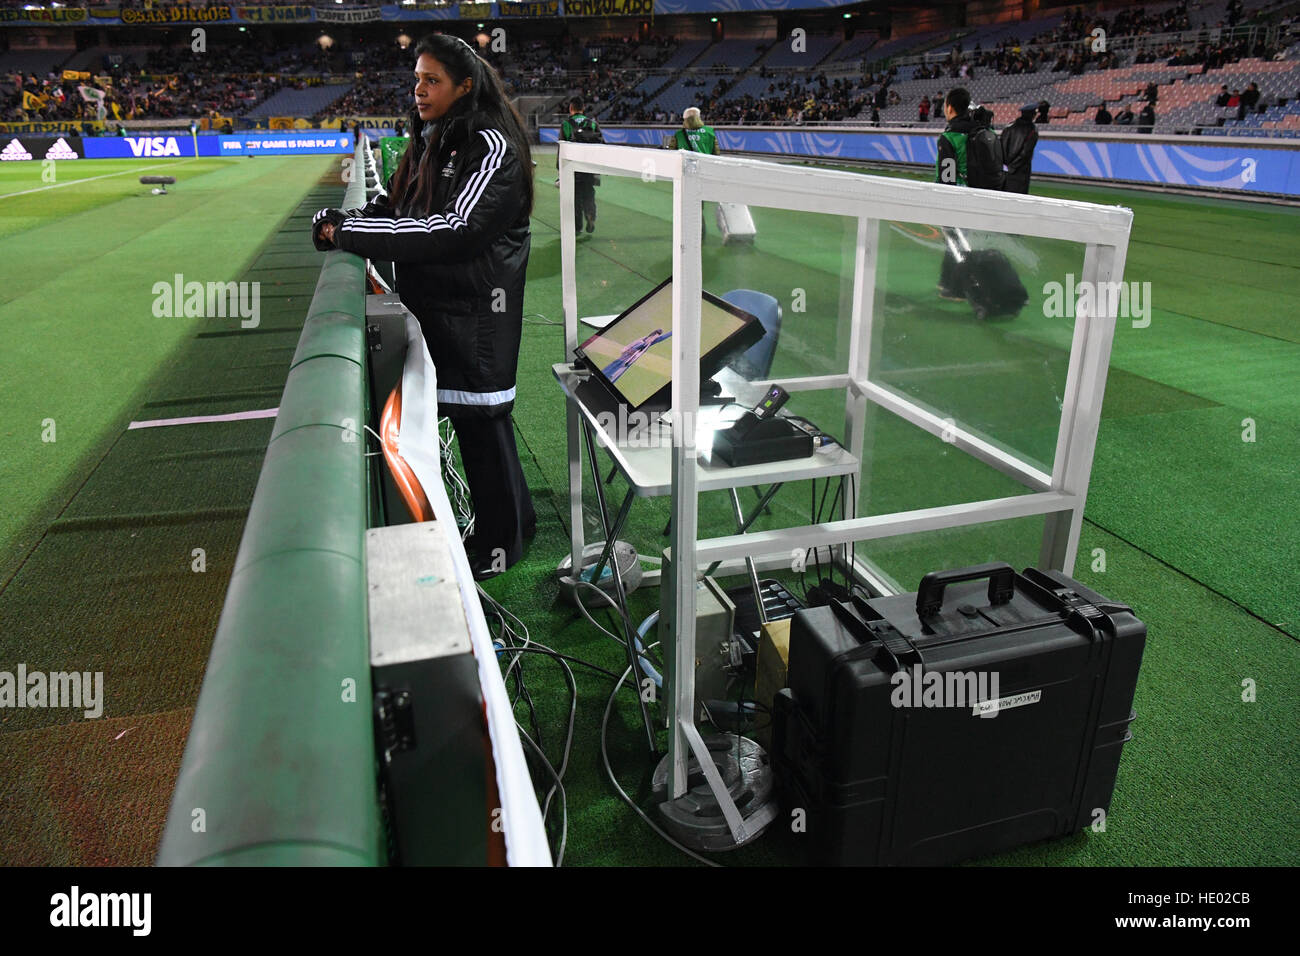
772, 563, 1146, 866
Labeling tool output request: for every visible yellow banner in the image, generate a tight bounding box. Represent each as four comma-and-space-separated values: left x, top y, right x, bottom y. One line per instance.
0, 7, 87, 22
21, 92, 47, 111
460, 2, 492, 18
88, 7, 120, 19
0, 121, 101, 134
62, 70, 92, 82
121, 6, 232, 24
269, 117, 295, 130
501, 1, 559, 16
238, 5, 314, 23
564, 0, 652, 15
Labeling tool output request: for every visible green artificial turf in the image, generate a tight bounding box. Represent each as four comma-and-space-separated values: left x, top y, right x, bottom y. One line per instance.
0, 156, 341, 864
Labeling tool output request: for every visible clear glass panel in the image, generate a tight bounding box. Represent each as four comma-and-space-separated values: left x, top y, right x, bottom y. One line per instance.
868, 219, 1087, 477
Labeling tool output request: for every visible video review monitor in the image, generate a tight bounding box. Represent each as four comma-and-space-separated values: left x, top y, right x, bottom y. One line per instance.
575, 278, 762, 411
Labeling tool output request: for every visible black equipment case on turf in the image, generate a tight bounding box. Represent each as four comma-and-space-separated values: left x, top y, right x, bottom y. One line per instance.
771, 563, 1145, 865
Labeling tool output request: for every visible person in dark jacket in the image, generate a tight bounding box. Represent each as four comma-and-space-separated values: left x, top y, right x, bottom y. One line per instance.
1138, 101, 1155, 133
935, 86, 973, 187
1240, 81, 1260, 120
935, 87, 973, 298
312, 33, 536, 578
1096, 104, 1113, 125
1000, 104, 1038, 194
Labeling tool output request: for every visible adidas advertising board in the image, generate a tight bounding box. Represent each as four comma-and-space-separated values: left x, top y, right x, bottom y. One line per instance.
0, 136, 83, 161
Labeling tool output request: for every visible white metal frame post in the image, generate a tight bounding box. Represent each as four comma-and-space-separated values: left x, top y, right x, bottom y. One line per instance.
556, 142, 1134, 843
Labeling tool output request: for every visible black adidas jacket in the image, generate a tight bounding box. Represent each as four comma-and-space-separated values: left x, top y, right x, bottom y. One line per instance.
334, 111, 531, 419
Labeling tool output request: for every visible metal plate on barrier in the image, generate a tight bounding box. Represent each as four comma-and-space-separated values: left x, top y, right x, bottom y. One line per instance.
366, 522, 472, 666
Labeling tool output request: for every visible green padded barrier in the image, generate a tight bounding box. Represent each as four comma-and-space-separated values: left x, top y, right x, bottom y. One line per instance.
270, 357, 366, 444
157, 198, 382, 866
231, 423, 367, 576
157, 551, 376, 867
289, 310, 368, 370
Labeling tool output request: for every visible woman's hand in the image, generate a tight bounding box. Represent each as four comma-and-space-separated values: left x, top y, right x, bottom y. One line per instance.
311, 208, 347, 251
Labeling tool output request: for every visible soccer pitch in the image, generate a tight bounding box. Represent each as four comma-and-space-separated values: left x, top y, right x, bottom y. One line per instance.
0, 154, 339, 578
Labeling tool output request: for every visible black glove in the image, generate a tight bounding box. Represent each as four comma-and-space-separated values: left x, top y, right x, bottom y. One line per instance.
311, 207, 346, 251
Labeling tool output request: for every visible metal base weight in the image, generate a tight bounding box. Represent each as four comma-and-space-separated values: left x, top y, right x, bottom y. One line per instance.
650, 734, 778, 852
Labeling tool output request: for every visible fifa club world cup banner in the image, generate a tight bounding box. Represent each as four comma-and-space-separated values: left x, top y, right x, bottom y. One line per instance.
0, 136, 84, 161
541, 126, 1300, 197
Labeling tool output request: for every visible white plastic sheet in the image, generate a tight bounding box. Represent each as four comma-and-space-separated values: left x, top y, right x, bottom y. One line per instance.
395, 314, 552, 867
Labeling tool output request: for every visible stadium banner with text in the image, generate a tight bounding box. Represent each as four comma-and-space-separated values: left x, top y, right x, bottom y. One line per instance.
316, 5, 383, 23
563, 0, 652, 15
334, 116, 406, 129
0, 121, 102, 135
84, 134, 217, 159
239, 5, 316, 23
80, 131, 353, 158
0, 7, 87, 22
121, 5, 236, 24
0, 136, 85, 162
378, 4, 465, 20
460, 2, 494, 18
540, 126, 1300, 197
501, 0, 560, 14
216, 132, 355, 156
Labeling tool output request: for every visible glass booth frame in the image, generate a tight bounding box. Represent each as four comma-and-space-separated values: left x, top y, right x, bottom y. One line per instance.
557, 142, 1134, 845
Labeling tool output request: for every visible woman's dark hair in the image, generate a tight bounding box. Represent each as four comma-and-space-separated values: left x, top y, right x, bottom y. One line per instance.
388, 33, 534, 220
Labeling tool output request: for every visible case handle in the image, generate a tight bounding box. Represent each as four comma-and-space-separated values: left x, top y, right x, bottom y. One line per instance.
916, 562, 1016, 618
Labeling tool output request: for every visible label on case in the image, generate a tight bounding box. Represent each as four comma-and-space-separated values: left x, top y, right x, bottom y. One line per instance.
973, 689, 1042, 718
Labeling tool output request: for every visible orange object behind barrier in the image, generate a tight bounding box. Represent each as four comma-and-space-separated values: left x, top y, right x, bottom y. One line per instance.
380, 385, 434, 523
367, 262, 391, 294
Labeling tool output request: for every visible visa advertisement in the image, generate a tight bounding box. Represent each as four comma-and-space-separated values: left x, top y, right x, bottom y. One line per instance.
542, 126, 1300, 197
82, 132, 353, 159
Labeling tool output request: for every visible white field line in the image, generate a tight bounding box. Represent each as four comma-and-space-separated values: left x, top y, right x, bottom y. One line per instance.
0, 157, 202, 200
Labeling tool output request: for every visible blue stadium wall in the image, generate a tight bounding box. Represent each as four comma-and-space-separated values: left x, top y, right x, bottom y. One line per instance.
541, 126, 1300, 197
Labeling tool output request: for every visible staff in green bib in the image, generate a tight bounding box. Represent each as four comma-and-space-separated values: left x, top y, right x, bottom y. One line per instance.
669, 107, 719, 239
560, 97, 603, 234
669, 106, 718, 156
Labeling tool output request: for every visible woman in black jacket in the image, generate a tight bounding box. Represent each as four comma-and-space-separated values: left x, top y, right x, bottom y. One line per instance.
313, 34, 536, 578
